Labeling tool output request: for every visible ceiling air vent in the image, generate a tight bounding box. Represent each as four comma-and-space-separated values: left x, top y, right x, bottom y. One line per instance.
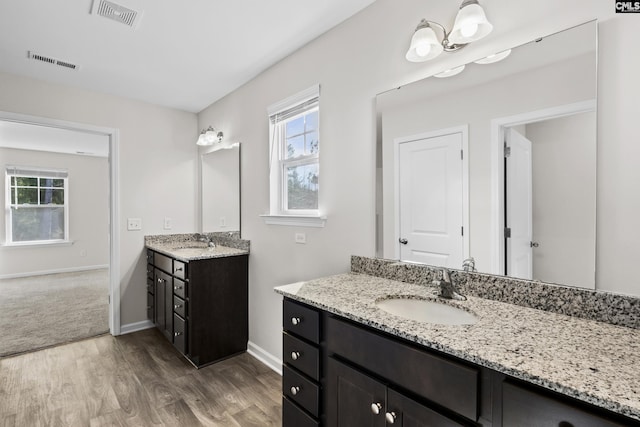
28, 51, 80, 71
91, 0, 142, 29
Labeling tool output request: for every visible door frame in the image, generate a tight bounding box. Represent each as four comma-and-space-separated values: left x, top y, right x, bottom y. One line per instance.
393, 125, 469, 261
0, 110, 121, 335
489, 99, 596, 275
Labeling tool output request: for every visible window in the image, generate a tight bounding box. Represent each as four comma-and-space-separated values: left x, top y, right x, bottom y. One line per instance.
5, 166, 69, 244
267, 85, 323, 226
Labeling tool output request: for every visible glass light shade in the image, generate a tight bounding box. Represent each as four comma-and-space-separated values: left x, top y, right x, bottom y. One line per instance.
449, 2, 493, 45
196, 131, 212, 146
205, 127, 217, 143
434, 65, 465, 78
406, 25, 443, 62
474, 49, 511, 65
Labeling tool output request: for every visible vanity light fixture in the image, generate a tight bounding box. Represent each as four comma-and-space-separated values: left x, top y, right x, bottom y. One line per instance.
196, 125, 224, 146
474, 49, 512, 64
406, 0, 493, 63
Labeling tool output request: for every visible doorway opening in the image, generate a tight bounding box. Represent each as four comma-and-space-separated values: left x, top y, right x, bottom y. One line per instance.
0, 111, 120, 356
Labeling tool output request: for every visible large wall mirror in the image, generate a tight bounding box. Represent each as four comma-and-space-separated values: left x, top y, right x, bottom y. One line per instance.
376, 20, 597, 289
200, 143, 241, 235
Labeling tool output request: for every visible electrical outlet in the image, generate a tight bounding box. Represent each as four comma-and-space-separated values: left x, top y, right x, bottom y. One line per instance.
164, 217, 172, 230
219, 216, 226, 227
80, 249, 87, 257
127, 218, 142, 231
295, 232, 306, 244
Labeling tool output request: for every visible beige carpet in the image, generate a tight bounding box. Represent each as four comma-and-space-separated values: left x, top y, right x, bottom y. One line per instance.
0, 269, 109, 357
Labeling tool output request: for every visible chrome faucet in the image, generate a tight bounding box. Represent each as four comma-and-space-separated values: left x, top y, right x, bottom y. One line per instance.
197, 234, 216, 248
462, 257, 476, 272
439, 268, 466, 301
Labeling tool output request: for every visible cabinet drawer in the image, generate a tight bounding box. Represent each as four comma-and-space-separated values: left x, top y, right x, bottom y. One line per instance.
173, 260, 186, 280
173, 278, 187, 299
154, 253, 172, 275
283, 332, 319, 380
283, 299, 319, 344
283, 397, 319, 427
146, 250, 154, 264
326, 316, 479, 421
146, 264, 154, 280
173, 295, 186, 319
502, 381, 629, 427
146, 277, 154, 295
283, 365, 319, 418
173, 313, 186, 354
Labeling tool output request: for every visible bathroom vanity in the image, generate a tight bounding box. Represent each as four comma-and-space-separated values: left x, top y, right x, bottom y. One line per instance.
276, 257, 640, 426
145, 234, 249, 368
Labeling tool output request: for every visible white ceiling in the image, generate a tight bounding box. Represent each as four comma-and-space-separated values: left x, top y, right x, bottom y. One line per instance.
0, 0, 376, 113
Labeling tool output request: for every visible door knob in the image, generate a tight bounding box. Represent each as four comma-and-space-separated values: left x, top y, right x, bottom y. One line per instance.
399, 238, 408, 245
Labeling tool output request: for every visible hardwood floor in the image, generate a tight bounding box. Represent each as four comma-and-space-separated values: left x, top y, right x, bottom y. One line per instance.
0, 329, 282, 426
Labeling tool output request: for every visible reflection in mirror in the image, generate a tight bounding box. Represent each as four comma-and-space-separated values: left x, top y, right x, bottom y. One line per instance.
200, 143, 241, 235
376, 21, 597, 288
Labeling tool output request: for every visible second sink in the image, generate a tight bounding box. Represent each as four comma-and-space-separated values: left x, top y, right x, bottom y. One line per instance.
376, 297, 478, 325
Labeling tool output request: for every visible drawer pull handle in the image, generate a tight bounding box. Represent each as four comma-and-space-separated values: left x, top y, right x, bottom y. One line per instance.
174, 285, 183, 290
370, 402, 382, 415
291, 317, 301, 326
385, 412, 397, 424
174, 304, 182, 309
174, 267, 183, 272
290, 386, 300, 396
174, 332, 182, 337
291, 351, 301, 361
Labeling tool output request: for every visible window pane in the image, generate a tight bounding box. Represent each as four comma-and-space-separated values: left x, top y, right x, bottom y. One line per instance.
287, 163, 319, 210
11, 206, 65, 242
306, 110, 318, 131
286, 135, 304, 159
40, 188, 64, 204
39, 178, 64, 188
286, 116, 304, 137
306, 131, 319, 154
11, 190, 15, 204
15, 177, 38, 187
17, 188, 38, 204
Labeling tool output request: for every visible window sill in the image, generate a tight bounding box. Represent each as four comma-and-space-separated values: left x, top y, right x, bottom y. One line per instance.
1, 240, 74, 249
260, 214, 326, 228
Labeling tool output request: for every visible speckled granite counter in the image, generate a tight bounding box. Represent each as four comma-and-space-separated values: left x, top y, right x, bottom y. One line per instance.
145, 233, 249, 262
275, 273, 640, 421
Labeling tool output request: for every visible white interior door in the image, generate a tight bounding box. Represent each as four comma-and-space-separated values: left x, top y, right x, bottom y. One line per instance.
506, 128, 533, 279
398, 132, 464, 267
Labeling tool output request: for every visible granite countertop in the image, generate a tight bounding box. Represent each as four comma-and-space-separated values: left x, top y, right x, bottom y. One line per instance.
275, 273, 640, 420
146, 241, 248, 262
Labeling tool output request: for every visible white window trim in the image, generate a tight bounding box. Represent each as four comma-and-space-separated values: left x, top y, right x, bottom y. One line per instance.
5, 166, 70, 246
263, 84, 326, 228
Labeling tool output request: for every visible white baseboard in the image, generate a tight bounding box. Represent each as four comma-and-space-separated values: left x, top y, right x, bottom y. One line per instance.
247, 341, 282, 375
120, 320, 154, 335
0, 264, 109, 280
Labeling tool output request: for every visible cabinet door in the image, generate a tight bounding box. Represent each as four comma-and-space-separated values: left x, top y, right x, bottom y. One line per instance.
154, 269, 165, 331
386, 389, 463, 427
326, 357, 386, 427
163, 276, 173, 341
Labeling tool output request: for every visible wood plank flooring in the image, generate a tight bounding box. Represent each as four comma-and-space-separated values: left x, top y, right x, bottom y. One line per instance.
0, 328, 282, 426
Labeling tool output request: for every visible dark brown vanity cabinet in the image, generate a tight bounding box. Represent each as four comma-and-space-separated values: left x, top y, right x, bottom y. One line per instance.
281, 297, 640, 427
146, 249, 248, 368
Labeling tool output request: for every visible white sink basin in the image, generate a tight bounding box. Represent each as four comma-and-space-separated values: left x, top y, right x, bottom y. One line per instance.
376, 297, 478, 325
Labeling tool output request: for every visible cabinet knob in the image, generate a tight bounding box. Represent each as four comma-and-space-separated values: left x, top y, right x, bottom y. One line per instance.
157, 278, 163, 283
174, 285, 183, 290
174, 267, 183, 272
370, 402, 382, 415
291, 317, 301, 326
174, 304, 182, 309
291, 351, 301, 361
290, 386, 300, 396
174, 332, 182, 337
385, 412, 397, 424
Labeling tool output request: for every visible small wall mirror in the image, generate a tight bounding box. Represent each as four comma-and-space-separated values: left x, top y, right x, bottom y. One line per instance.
376, 20, 597, 289
200, 143, 241, 235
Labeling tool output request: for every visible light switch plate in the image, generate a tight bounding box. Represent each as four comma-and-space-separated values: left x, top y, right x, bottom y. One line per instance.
127, 218, 142, 231
164, 217, 172, 230
295, 232, 306, 244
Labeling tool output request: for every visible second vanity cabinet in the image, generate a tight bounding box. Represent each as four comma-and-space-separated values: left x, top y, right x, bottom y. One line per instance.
281, 297, 640, 427
147, 249, 248, 368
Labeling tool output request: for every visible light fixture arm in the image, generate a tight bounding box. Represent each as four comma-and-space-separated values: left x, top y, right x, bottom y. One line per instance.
416, 19, 466, 52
